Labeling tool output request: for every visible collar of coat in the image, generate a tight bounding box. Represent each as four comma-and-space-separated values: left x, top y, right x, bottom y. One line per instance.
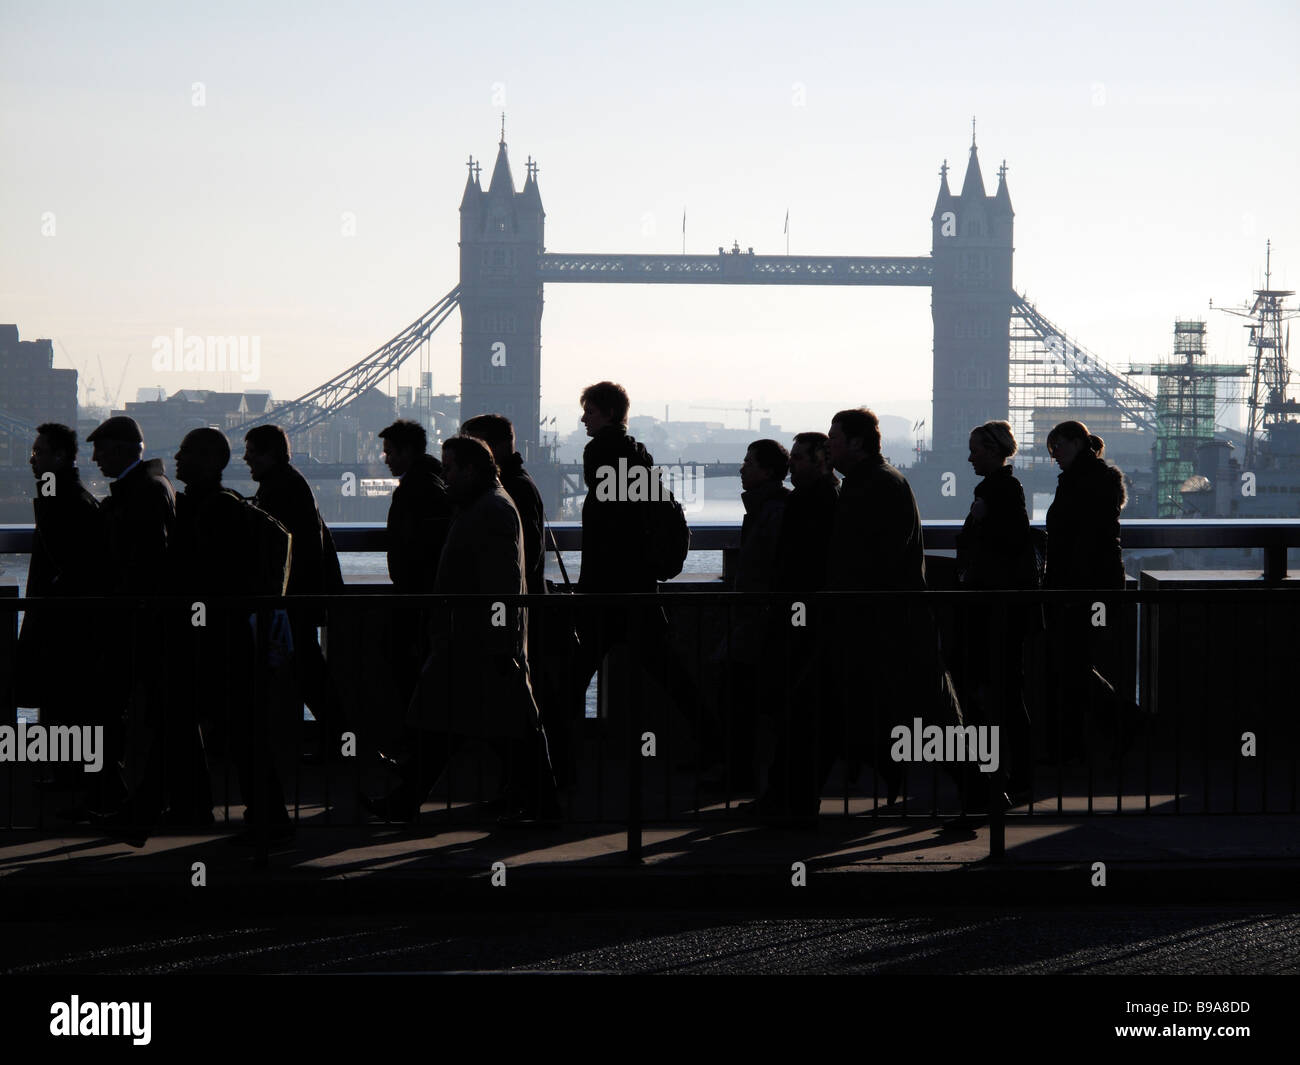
742, 478, 790, 513
976, 463, 1016, 492
840, 453, 885, 480
500, 451, 526, 479
109, 457, 165, 493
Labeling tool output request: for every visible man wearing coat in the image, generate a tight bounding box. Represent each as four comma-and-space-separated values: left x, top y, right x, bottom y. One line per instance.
172, 427, 290, 839
702, 439, 790, 790
19, 423, 103, 718
366, 435, 560, 823
379, 419, 452, 596
762, 409, 961, 822
244, 424, 346, 759
379, 419, 452, 712
572, 381, 699, 765
82, 415, 178, 828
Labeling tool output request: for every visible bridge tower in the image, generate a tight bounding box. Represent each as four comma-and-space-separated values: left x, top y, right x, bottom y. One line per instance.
929, 129, 1014, 470
458, 125, 545, 459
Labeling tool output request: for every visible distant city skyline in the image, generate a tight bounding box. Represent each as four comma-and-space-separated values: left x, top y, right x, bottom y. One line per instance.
2, 1, 1295, 442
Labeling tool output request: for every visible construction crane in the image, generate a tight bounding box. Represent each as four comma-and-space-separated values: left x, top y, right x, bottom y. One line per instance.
689, 401, 772, 431
98, 354, 133, 409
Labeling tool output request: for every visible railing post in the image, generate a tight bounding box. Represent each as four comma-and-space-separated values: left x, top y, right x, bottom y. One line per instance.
1, 587, 16, 831
1263, 540, 1287, 582
253, 603, 273, 869
988, 592, 1006, 862
626, 599, 643, 864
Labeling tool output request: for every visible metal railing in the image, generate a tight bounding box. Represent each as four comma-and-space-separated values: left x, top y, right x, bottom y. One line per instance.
2, 574, 1298, 864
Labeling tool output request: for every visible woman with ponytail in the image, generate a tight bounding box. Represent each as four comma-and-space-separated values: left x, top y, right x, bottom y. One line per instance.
1044, 420, 1138, 759
1044, 421, 1126, 590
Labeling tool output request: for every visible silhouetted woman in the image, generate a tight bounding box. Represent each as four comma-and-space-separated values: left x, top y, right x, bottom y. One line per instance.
1043, 420, 1136, 758
955, 420, 1036, 798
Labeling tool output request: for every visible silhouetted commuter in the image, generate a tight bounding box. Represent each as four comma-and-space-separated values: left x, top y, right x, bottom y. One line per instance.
244, 425, 347, 759
379, 419, 452, 711
763, 408, 961, 822
171, 427, 292, 839
461, 414, 545, 597
702, 439, 790, 790
576, 381, 657, 595
78, 416, 177, 829
461, 413, 569, 783
954, 420, 1036, 798
1044, 421, 1126, 590
1044, 420, 1138, 758
772, 432, 839, 596
18, 424, 103, 720
379, 420, 452, 595
827, 409, 925, 593
571, 381, 699, 765
365, 435, 559, 823
757, 433, 839, 802
735, 440, 791, 595
92, 416, 176, 595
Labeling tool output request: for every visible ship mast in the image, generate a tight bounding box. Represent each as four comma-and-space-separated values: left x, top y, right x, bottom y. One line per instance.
1214, 241, 1299, 469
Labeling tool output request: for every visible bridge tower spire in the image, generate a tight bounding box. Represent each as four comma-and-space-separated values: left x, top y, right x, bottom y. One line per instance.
458, 128, 546, 459
927, 128, 1014, 514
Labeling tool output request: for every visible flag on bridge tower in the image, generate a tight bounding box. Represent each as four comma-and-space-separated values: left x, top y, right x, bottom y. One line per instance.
784, 208, 789, 255
682, 208, 686, 255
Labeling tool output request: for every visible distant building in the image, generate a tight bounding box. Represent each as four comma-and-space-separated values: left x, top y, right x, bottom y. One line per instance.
0, 324, 77, 431
115, 389, 273, 454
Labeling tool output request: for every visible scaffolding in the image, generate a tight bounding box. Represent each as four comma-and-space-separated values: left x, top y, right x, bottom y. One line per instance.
1128, 321, 1247, 517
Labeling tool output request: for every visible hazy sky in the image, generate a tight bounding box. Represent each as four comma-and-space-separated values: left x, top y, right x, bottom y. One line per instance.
2, 0, 1296, 437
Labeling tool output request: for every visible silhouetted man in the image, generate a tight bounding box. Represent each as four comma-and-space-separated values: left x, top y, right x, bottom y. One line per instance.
827, 409, 925, 593
763, 410, 943, 822
378, 419, 452, 707
81, 415, 177, 829
244, 424, 345, 758
365, 435, 559, 823
573, 381, 699, 766
19, 424, 103, 722
379, 419, 451, 595
173, 427, 291, 840
702, 439, 790, 790
90, 415, 175, 595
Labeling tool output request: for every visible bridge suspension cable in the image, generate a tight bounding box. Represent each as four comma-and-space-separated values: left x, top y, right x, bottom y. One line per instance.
244, 285, 461, 436
1010, 293, 1156, 436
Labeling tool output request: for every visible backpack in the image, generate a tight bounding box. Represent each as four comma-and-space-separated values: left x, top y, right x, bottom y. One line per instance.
647, 480, 691, 582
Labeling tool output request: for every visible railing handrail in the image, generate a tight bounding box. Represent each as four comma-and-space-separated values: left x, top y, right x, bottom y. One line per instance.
1, 587, 1296, 611
4, 518, 1300, 554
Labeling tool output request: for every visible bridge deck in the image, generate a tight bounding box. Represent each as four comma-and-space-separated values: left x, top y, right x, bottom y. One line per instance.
540, 252, 933, 285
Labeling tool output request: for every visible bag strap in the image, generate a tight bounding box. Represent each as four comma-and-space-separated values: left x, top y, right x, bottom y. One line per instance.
544, 519, 573, 590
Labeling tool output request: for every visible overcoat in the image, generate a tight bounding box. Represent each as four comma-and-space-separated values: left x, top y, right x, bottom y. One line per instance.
1045, 451, 1126, 590
386, 453, 451, 593
100, 458, 176, 594
956, 465, 1037, 590
407, 483, 540, 741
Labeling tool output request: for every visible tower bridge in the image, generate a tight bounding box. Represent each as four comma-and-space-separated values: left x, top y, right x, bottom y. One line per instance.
198, 125, 1157, 516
